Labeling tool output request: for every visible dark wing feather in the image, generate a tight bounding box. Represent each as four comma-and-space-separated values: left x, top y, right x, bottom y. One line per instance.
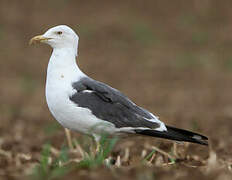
70, 77, 160, 129
135, 125, 208, 146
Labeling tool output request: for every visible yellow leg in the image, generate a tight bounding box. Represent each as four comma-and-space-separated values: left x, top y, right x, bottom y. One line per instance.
93, 134, 101, 154
96, 140, 101, 153
65, 128, 74, 150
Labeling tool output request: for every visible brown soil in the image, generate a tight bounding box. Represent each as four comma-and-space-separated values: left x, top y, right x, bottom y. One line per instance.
0, 0, 232, 179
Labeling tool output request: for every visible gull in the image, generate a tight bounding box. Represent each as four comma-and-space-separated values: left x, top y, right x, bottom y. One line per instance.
30, 25, 208, 151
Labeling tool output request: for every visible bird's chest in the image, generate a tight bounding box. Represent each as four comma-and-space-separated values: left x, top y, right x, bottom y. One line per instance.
45, 76, 75, 123
45, 72, 81, 127
45, 75, 106, 134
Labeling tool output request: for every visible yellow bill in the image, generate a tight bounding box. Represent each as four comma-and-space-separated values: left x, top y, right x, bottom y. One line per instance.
29, 35, 51, 45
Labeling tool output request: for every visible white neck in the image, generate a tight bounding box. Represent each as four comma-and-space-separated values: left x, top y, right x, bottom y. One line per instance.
46, 47, 86, 92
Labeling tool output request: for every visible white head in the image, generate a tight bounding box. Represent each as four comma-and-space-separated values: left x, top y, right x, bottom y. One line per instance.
30, 25, 79, 56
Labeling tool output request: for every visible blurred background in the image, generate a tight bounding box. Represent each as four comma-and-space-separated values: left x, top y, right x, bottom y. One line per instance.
0, 0, 232, 179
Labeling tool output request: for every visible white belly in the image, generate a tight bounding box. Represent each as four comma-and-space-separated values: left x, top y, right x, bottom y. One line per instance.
45, 52, 116, 135
45, 79, 115, 135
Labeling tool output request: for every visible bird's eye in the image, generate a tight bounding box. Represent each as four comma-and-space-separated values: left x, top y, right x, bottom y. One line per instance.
57, 31, 62, 35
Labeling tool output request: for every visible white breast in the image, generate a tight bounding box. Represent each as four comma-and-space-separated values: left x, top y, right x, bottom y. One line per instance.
45, 48, 115, 135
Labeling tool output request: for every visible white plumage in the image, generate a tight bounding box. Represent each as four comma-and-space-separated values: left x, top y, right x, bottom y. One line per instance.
30, 25, 208, 146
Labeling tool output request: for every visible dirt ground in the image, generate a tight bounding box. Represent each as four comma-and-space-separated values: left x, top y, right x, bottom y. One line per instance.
0, 0, 232, 179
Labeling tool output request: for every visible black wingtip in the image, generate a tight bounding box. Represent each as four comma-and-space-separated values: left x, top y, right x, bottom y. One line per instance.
192, 137, 208, 146
191, 134, 208, 146
166, 125, 209, 146
135, 125, 209, 146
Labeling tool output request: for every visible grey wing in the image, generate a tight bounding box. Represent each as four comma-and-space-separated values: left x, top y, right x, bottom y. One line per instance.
70, 77, 161, 130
